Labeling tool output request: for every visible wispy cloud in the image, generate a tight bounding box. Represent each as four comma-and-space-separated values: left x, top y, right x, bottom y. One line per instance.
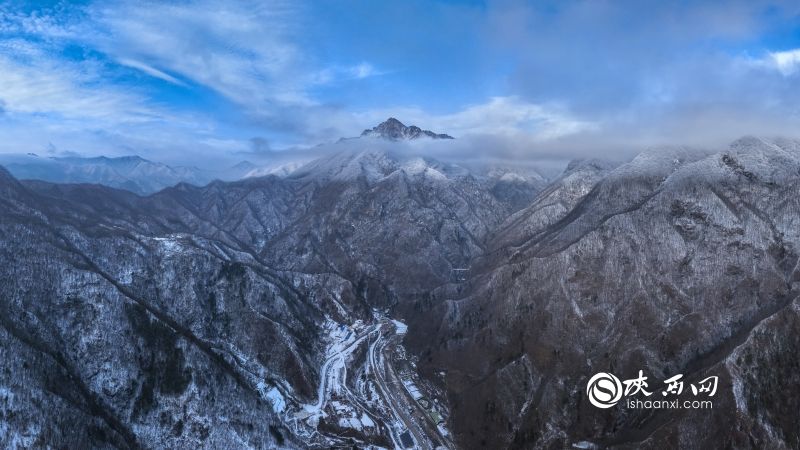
0, 0, 324, 159
0, 44, 159, 124
430, 97, 596, 140
117, 58, 186, 86
311, 62, 387, 86
87, 0, 313, 106
349, 62, 384, 80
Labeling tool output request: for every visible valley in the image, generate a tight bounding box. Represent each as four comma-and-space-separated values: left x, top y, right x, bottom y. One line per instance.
283, 314, 453, 449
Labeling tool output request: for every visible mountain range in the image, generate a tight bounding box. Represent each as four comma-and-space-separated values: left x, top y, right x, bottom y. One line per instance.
0, 119, 457, 196
0, 127, 799, 449
0, 154, 218, 195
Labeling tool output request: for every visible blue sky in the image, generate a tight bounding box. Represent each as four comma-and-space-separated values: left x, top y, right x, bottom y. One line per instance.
1, 0, 799, 166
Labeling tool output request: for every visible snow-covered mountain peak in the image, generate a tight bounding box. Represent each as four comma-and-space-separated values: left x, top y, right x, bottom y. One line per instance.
289, 148, 469, 184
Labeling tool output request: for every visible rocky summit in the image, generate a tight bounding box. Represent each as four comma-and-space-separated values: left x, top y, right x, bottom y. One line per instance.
361, 117, 455, 141
1, 136, 799, 449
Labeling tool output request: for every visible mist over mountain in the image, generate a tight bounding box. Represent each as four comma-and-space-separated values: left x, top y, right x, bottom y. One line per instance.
0, 154, 216, 195
0, 119, 554, 196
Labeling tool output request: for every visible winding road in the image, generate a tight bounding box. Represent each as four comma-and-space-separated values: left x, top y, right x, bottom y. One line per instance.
301, 317, 454, 449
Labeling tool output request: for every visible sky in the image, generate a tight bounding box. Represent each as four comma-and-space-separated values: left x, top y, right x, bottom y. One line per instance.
0, 0, 799, 167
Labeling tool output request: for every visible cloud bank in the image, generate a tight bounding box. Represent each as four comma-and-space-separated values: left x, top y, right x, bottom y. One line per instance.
0, 0, 798, 167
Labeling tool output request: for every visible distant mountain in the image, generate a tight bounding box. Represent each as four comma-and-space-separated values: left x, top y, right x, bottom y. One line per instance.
0, 119, 456, 194
0, 153, 214, 195
360, 117, 454, 141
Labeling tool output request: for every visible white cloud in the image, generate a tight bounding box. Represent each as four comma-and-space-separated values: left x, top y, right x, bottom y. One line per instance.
769, 49, 800, 76
351, 96, 596, 142
86, 0, 312, 108
117, 58, 186, 86
0, 0, 322, 161
0, 1, 592, 156
0, 21, 232, 165
349, 62, 382, 79
5, 0, 798, 165
0, 52, 158, 124
432, 96, 597, 140
742, 48, 800, 77
312, 62, 386, 85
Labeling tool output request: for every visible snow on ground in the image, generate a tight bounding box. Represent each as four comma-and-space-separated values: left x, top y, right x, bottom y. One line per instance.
265, 386, 286, 413
338, 417, 362, 430
360, 413, 375, 428
329, 401, 377, 430
401, 380, 423, 400
153, 235, 182, 255
499, 172, 528, 182
299, 319, 373, 422
287, 314, 445, 448
391, 319, 407, 335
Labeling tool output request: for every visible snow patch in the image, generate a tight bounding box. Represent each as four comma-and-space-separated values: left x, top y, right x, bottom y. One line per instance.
392, 319, 408, 335
257, 381, 286, 414
402, 379, 423, 400
360, 413, 375, 428
338, 417, 362, 430
266, 387, 286, 413
499, 172, 527, 182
